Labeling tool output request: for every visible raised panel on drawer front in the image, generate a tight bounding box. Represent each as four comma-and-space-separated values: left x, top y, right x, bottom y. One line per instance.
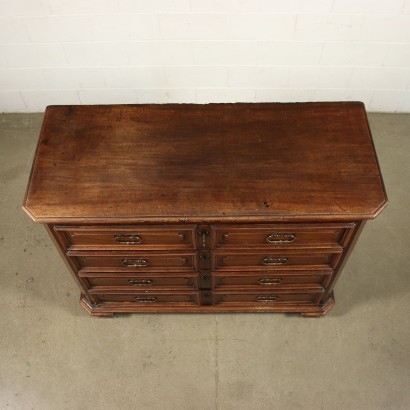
212, 223, 355, 249
80, 273, 199, 291
212, 269, 333, 289
213, 291, 323, 305
54, 225, 196, 250
95, 291, 200, 305
212, 249, 341, 271
68, 251, 197, 271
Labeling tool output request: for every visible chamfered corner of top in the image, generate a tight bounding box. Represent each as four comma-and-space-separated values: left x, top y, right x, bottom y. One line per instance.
44, 104, 75, 114
21, 203, 40, 223
345, 101, 367, 112
369, 197, 389, 220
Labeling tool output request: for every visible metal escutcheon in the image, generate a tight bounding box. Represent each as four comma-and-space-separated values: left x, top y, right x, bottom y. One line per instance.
256, 295, 278, 302
266, 233, 295, 244
122, 258, 149, 268
114, 234, 143, 244
128, 279, 153, 286
134, 296, 157, 303
258, 277, 282, 285
261, 256, 288, 266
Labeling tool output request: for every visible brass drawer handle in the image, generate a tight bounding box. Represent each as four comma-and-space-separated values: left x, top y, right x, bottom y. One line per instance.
114, 234, 143, 244
256, 295, 278, 302
266, 233, 295, 244
258, 277, 282, 285
134, 296, 157, 303
122, 258, 149, 268
128, 279, 153, 286
261, 256, 288, 266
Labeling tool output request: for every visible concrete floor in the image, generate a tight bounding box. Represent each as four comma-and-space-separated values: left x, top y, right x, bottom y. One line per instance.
0, 112, 409, 410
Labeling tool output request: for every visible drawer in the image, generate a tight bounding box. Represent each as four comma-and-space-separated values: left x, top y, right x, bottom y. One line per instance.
212, 223, 354, 249
68, 251, 197, 271
54, 225, 196, 250
213, 290, 323, 305
212, 269, 332, 289
80, 273, 198, 291
95, 291, 200, 305
212, 250, 341, 271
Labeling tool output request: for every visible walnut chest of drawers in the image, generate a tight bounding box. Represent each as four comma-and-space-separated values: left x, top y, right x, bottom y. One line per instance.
23, 102, 387, 317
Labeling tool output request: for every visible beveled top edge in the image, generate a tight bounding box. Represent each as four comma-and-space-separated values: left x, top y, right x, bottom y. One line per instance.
23, 101, 388, 224
44, 101, 366, 110
22, 206, 388, 224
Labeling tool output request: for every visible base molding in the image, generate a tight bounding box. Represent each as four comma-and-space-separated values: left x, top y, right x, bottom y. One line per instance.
79, 292, 336, 317
300, 293, 335, 317
80, 296, 115, 318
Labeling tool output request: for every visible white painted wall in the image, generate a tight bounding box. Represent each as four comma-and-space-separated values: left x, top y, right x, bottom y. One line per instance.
1, 0, 410, 112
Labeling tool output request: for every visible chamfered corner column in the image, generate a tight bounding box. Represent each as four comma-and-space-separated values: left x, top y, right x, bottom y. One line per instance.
300, 292, 336, 318
80, 295, 115, 318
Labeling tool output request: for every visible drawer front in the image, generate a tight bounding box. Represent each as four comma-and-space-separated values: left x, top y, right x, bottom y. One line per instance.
212, 223, 354, 249
213, 291, 322, 305
70, 252, 197, 271
95, 291, 200, 305
213, 250, 340, 271
212, 270, 332, 289
82, 274, 198, 290
55, 225, 196, 250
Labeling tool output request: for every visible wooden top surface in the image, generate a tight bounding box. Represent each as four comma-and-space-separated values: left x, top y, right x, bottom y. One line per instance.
23, 102, 387, 223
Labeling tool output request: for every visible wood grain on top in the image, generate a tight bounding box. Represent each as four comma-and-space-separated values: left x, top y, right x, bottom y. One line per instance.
23, 102, 387, 223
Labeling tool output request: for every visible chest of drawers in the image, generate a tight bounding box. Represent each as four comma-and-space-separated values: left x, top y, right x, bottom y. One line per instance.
23, 102, 387, 317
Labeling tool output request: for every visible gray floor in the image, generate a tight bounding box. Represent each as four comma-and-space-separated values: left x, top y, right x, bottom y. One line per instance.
0, 112, 409, 410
